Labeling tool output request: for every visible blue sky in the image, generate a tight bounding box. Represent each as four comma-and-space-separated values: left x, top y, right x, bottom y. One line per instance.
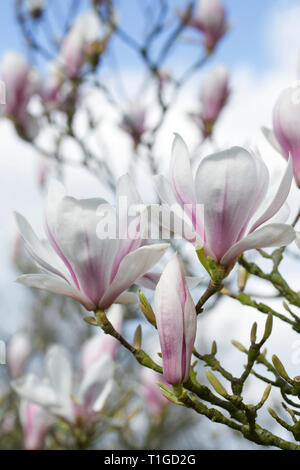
0, 0, 294, 75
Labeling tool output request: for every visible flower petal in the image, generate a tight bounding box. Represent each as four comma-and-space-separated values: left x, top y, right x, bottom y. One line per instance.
261, 126, 284, 155
221, 223, 296, 266
99, 243, 169, 310
16, 273, 95, 310
250, 156, 293, 232
195, 147, 262, 261
11, 374, 57, 408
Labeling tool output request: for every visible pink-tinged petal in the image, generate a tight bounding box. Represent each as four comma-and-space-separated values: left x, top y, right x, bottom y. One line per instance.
16, 273, 95, 310
110, 175, 144, 283
170, 134, 204, 238
261, 126, 284, 155
99, 243, 169, 310
195, 147, 259, 261
48, 195, 118, 306
15, 212, 69, 282
250, 156, 293, 233
7, 332, 31, 378
19, 400, 52, 450
154, 255, 196, 384
92, 379, 114, 412
182, 288, 197, 382
135, 272, 162, 290
221, 223, 295, 266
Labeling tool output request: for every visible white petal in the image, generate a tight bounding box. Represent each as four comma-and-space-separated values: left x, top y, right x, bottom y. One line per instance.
15, 212, 69, 280
114, 291, 138, 304
170, 134, 196, 207
11, 374, 57, 407
16, 273, 95, 310
261, 126, 284, 155
250, 156, 293, 232
92, 379, 114, 412
221, 223, 296, 266
78, 353, 114, 409
99, 244, 169, 310
46, 345, 73, 405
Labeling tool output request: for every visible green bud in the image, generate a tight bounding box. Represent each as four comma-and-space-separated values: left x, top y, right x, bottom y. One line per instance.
237, 267, 249, 292
211, 340, 217, 356
262, 313, 273, 343
256, 384, 271, 409
231, 340, 247, 353
250, 322, 257, 344
138, 290, 156, 327
206, 370, 228, 397
272, 355, 290, 382
133, 324, 142, 349
268, 407, 279, 420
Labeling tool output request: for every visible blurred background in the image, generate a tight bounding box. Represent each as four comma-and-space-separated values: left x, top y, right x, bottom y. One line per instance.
0, 0, 300, 450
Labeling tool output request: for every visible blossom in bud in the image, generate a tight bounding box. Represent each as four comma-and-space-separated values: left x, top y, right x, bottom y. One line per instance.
61, 11, 106, 78
12, 345, 115, 424
190, 65, 229, 138
263, 86, 300, 188
155, 134, 295, 267
80, 305, 123, 374
7, 331, 32, 378
189, 0, 229, 53
141, 368, 169, 416
0, 52, 40, 139
154, 255, 197, 385
19, 400, 52, 450
120, 105, 147, 147
15, 175, 169, 311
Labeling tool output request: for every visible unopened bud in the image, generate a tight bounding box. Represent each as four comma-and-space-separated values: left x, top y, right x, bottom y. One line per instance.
262, 313, 273, 342
272, 355, 290, 382
250, 322, 257, 344
231, 340, 247, 353
206, 370, 228, 397
138, 290, 156, 327
133, 324, 142, 349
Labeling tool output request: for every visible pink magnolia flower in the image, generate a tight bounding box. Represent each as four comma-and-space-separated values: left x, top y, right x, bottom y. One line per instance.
80, 305, 123, 374
155, 134, 295, 267
15, 175, 169, 311
120, 105, 147, 147
190, 65, 229, 138
61, 11, 104, 78
19, 400, 52, 450
263, 86, 300, 188
7, 331, 32, 378
12, 345, 115, 425
189, 0, 229, 53
154, 255, 197, 385
0, 52, 40, 139
141, 368, 169, 416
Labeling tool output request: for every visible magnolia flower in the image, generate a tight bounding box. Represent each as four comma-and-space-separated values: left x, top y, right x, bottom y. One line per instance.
12, 345, 114, 424
15, 176, 169, 311
263, 86, 300, 188
120, 105, 147, 147
80, 305, 122, 374
0, 52, 40, 139
154, 255, 197, 385
189, 0, 229, 52
19, 400, 52, 450
155, 135, 295, 267
190, 65, 229, 138
61, 11, 105, 78
141, 368, 169, 416
7, 331, 32, 378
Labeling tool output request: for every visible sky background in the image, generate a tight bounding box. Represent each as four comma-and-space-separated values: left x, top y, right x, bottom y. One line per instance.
1, 0, 300, 449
